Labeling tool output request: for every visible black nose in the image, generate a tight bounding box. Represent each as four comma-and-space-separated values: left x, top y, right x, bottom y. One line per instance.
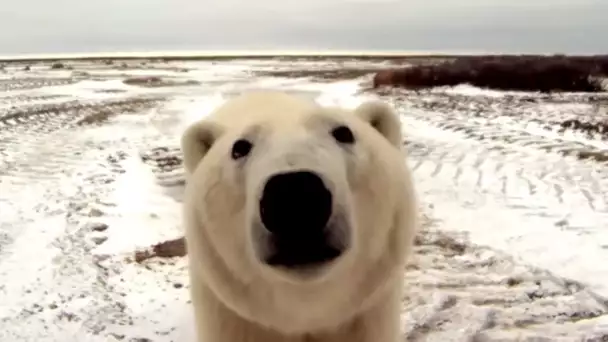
260, 171, 340, 268
260, 171, 332, 240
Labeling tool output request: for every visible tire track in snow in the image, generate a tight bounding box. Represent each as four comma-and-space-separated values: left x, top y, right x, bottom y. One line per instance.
0, 77, 78, 92
402, 218, 608, 341
0, 92, 166, 256
379, 89, 608, 299
381, 91, 608, 216
0, 80, 182, 341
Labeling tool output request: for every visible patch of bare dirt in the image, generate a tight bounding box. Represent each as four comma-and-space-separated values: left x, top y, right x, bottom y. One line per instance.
123, 76, 200, 88
93, 89, 128, 94
133, 237, 186, 263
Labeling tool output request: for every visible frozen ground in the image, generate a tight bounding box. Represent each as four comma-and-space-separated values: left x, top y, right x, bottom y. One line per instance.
1, 58, 608, 341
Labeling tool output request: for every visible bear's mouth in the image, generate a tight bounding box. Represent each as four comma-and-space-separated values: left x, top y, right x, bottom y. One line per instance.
258, 170, 346, 269
265, 233, 344, 268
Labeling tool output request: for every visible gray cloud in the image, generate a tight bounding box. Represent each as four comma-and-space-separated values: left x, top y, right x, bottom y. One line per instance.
0, 0, 606, 55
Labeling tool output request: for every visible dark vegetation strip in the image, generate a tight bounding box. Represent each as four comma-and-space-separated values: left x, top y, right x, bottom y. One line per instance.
373, 55, 608, 93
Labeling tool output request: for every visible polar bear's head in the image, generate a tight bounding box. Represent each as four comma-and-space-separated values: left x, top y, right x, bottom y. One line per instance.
182, 91, 416, 333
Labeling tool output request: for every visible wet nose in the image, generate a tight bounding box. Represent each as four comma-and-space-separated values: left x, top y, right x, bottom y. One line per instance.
259, 171, 332, 240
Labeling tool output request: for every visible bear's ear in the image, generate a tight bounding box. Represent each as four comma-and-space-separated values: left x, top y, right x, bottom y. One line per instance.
353, 101, 402, 148
181, 120, 225, 174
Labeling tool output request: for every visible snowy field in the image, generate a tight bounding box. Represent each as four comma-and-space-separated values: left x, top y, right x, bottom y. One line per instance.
1, 58, 608, 341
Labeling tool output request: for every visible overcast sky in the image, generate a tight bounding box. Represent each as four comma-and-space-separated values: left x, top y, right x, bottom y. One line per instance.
0, 0, 606, 55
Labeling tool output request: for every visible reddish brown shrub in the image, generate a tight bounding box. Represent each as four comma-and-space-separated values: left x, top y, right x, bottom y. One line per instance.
373, 55, 608, 92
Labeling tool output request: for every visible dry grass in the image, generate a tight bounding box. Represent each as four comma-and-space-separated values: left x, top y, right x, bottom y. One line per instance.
255, 67, 383, 82
122, 76, 200, 87
50, 62, 67, 70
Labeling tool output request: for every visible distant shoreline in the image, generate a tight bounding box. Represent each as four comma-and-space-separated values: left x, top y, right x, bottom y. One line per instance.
1, 50, 605, 63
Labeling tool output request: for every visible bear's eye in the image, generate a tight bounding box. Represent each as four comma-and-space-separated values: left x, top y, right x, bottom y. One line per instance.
231, 139, 253, 160
331, 125, 355, 144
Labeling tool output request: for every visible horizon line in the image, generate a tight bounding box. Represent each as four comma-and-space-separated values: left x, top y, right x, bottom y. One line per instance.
0, 49, 601, 62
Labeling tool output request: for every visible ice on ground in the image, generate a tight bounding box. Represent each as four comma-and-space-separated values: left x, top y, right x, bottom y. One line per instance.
2, 58, 608, 341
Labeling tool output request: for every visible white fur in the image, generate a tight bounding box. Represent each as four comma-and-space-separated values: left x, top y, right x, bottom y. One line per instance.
181, 91, 418, 342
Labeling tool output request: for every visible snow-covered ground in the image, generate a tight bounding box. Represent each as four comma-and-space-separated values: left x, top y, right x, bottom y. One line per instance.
1, 59, 608, 341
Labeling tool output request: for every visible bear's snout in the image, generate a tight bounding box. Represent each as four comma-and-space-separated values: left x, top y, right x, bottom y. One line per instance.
259, 170, 343, 268
260, 171, 331, 237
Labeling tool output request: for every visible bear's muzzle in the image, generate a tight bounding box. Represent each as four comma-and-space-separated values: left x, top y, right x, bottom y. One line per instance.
258, 170, 345, 269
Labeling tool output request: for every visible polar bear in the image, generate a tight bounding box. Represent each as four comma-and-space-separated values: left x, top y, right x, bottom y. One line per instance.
180, 91, 418, 342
